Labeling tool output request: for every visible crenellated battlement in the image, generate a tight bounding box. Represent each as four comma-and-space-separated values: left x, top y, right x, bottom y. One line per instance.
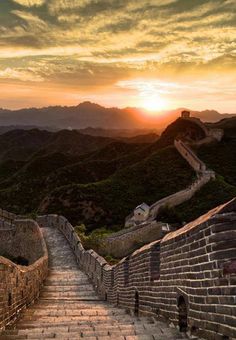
0, 198, 236, 339
35, 197, 236, 339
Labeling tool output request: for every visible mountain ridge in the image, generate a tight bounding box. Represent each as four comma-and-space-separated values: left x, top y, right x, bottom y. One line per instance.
0, 101, 235, 131
0, 116, 235, 229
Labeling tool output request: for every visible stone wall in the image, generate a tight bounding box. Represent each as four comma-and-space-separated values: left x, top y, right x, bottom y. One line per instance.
126, 173, 213, 225
147, 140, 215, 219
174, 139, 206, 172
37, 197, 236, 339
208, 128, 224, 142
99, 221, 168, 258
148, 171, 214, 219
181, 117, 224, 142
0, 219, 48, 331
181, 117, 210, 136
126, 140, 214, 225
0, 219, 14, 231
0, 208, 17, 225
0, 219, 46, 264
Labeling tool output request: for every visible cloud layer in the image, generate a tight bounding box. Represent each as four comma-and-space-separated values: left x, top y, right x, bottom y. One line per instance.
0, 0, 235, 111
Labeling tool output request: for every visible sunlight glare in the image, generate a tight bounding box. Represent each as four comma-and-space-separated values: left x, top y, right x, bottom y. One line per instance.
141, 95, 167, 114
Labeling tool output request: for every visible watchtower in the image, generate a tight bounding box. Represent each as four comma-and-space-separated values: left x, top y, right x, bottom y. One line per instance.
181, 110, 190, 118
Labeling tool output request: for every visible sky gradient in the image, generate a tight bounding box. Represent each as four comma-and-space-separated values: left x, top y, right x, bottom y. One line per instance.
0, 0, 235, 112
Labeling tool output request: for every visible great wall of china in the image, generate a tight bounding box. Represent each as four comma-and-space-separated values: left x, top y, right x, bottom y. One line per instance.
125, 135, 217, 229
0, 199, 236, 339
0, 219, 48, 332
110, 125, 217, 258
0, 115, 235, 339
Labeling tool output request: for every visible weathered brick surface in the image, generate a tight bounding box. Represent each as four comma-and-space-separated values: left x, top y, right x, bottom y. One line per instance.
37, 198, 236, 339
0, 209, 17, 225
0, 220, 46, 264
0, 219, 48, 330
100, 221, 164, 258
1, 226, 188, 340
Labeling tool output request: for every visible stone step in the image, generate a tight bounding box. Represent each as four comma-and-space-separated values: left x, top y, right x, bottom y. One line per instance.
47, 271, 84, 276
44, 280, 90, 286
2, 327, 186, 338
21, 309, 126, 317
42, 285, 95, 292
13, 319, 155, 329
1, 226, 186, 340
30, 303, 109, 310
6, 322, 179, 334
29, 302, 110, 310
16, 315, 143, 324
48, 269, 86, 274
3, 328, 143, 337
39, 297, 101, 303
40, 292, 98, 299
0, 332, 188, 340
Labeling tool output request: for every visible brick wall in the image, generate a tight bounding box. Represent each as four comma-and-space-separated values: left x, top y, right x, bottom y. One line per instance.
148, 140, 215, 219
174, 139, 207, 172
181, 117, 224, 142
148, 172, 214, 219
126, 173, 214, 224
37, 197, 236, 339
99, 221, 165, 258
0, 220, 13, 230
126, 140, 215, 224
0, 209, 17, 225
0, 219, 46, 264
0, 219, 48, 331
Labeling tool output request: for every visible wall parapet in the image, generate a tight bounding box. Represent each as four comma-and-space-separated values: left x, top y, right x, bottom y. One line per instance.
174, 139, 206, 172
100, 221, 167, 258
37, 197, 236, 339
148, 170, 214, 219
126, 139, 215, 225
0, 208, 17, 225
0, 219, 14, 231
181, 117, 224, 142
0, 219, 48, 331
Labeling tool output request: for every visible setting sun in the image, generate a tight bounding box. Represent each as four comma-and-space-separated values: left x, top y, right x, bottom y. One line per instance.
141, 96, 167, 113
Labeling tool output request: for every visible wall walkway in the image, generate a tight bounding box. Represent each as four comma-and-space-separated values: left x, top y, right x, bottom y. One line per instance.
35, 197, 236, 340
1, 220, 187, 339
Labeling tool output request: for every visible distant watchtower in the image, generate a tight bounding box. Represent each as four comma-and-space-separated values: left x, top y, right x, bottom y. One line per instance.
181, 110, 190, 118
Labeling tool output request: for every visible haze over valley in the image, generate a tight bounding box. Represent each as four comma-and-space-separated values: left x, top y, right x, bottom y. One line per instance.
0, 101, 235, 133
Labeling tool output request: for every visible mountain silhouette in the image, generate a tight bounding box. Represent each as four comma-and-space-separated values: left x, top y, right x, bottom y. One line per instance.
0, 102, 235, 130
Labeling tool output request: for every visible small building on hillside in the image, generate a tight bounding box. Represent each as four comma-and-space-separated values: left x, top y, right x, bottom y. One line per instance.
134, 203, 150, 222
181, 110, 190, 118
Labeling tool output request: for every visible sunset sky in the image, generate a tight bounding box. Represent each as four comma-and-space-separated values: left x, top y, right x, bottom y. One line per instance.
0, 0, 235, 112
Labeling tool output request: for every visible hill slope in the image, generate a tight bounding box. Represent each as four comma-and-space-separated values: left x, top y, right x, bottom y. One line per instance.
0, 116, 235, 231
0, 119, 199, 227
0, 129, 52, 162
164, 119, 236, 223
39, 146, 195, 229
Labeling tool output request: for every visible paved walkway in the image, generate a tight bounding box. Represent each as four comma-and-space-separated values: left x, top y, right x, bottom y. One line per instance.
1, 227, 189, 339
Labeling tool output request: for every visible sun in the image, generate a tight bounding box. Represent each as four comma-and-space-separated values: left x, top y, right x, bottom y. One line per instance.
141, 96, 167, 114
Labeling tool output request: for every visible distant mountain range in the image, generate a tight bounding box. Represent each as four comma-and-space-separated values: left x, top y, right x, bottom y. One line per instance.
0, 102, 235, 131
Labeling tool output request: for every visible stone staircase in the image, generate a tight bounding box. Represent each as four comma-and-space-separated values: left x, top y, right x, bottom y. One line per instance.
0, 227, 188, 340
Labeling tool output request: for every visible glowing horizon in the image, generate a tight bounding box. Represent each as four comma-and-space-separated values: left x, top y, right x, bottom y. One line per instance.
0, 1, 235, 113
